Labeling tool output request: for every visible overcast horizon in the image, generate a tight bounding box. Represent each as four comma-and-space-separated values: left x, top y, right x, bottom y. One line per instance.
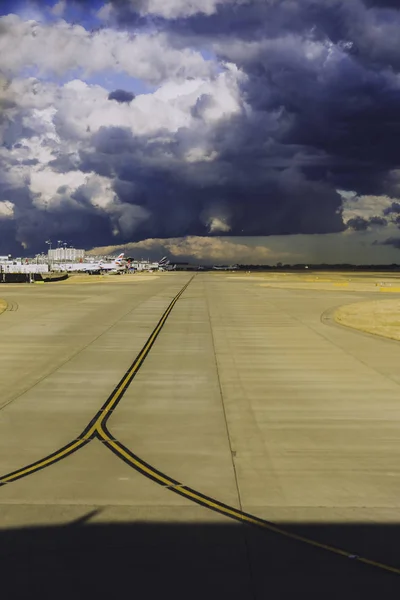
1, 0, 400, 264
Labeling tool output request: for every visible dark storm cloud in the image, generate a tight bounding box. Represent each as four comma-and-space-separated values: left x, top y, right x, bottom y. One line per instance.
108, 89, 135, 103
369, 216, 387, 226
110, 0, 400, 70
380, 237, 400, 249
346, 216, 369, 231
383, 202, 400, 215
362, 0, 400, 7
81, 121, 344, 239
50, 151, 115, 178
346, 215, 389, 230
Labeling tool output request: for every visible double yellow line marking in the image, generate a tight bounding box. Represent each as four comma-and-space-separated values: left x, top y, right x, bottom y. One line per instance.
0, 278, 192, 486
1, 275, 399, 577
98, 426, 400, 576
0, 438, 87, 485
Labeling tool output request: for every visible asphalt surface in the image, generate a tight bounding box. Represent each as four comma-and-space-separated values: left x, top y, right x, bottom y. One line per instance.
1, 273, 400, 599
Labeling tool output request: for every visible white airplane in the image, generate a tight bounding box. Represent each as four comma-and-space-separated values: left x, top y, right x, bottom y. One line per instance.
54, 262, 101, 273
99, 253, 126, 272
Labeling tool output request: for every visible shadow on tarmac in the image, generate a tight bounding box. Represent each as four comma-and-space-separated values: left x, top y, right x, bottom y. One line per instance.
1, 519, 400, 599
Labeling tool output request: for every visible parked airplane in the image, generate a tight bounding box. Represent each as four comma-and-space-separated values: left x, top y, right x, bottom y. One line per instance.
157, 256, 175, 271
53, 262, 101, 273
99, 253, 126, 272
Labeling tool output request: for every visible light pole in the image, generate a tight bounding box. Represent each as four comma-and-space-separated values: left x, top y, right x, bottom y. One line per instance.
57, 240, 63, 263
45, 240, 52, 271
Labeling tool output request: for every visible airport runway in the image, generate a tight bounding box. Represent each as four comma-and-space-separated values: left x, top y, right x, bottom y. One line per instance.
1, 273, 400, 598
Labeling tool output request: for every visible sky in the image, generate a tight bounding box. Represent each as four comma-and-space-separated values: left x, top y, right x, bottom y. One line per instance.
1, 0, 400, 264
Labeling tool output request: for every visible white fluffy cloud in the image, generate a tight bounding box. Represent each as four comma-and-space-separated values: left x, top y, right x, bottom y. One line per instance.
0, 14, 213, 84
3, 59, 244, 145
50, 1, 66, 17
207, 217, 231, 233
0, 201, 14, 219
30, 169, 88, 207
339, 191, 398, 223
5, 58, 242, 138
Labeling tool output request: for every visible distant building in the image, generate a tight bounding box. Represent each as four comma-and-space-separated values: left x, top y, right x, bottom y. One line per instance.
48, 248, 85, 261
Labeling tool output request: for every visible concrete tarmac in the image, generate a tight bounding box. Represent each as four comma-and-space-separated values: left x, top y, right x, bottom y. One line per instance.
1, 273, 400, 598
